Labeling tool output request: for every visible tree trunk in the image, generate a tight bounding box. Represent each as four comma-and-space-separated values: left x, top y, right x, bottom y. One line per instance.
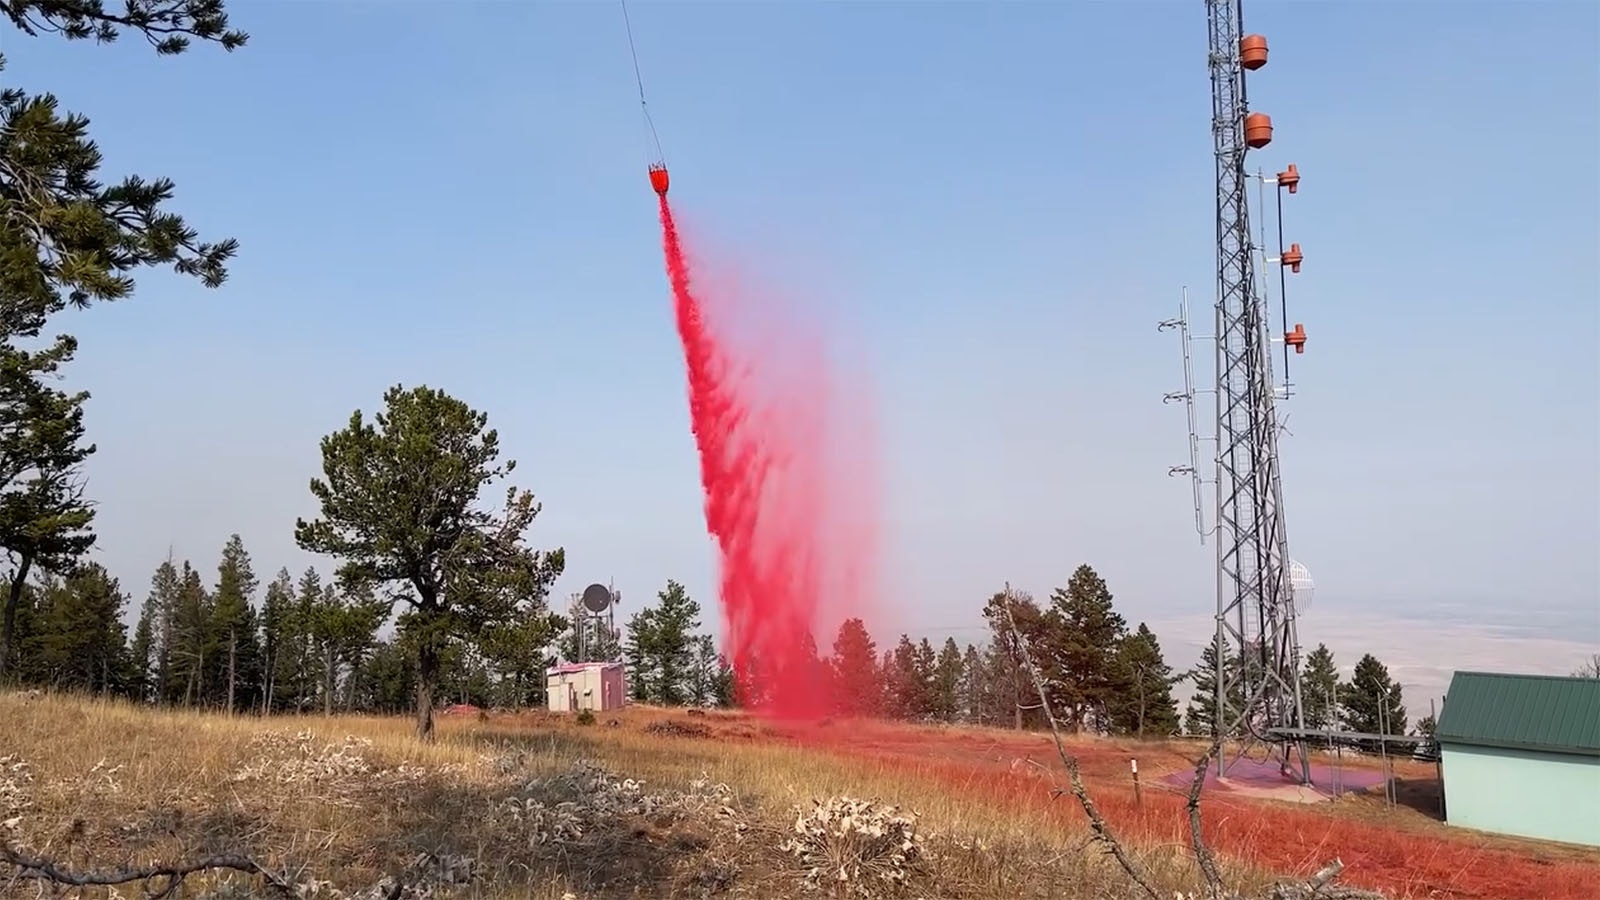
262, 647, 275, 715
227, 630, 238, 715
345, 654, 362, 712
416, 639, 439, 741
323, 644, 336, 716
0, 555, 35, 681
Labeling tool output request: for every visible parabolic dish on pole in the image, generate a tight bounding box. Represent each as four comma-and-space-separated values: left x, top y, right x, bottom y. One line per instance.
1289, 560, 1314, 613
581, 583, 613, 614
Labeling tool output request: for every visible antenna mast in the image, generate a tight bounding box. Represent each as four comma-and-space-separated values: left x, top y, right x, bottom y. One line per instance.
1165, 0, 1312, 781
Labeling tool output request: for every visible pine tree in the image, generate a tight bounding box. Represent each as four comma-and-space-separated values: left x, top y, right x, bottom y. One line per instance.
1342, 653, 1407, 751
359, 639, 416, 714
886, 635, 926, 719
0, 0, 247, 680
258, 568, 294, 713
829, 617, 880, 716
479, 601, 562, 709
931, 637, 963, 722
1046, 565, 1129, 733
3, 577, 46, 684
288, 568, 323, 712
141, 559, 181, 703
651, 580, 700, 706
958, 643, 985, 723
687, 633, 717, 706
29, 565, 128, 693
980, 586, 1047, 730
295, 385, 566, 741
210, 534, 261, 714
170, 562, 216, 706
710, 646, 736, 708
623, 606, 655, 702
307, 581, 390, 714
1300, 643, 1341, 730
1105, 623, 1180, 737
0, 339, 97, 681
1184, 635, 1242, 737
1413, 713, 1440, 761
127, 604, 155, 702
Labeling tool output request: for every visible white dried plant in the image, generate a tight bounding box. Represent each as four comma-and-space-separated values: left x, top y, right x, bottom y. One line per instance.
779, 796, 927, 897
0, 753, 34, 833
493, 761, 749, 851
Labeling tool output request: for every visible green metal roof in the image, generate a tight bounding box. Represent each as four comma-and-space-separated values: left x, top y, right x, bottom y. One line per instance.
1436, 671, 1600, 757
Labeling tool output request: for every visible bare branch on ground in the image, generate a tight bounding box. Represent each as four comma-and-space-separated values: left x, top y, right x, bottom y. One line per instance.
0, 842, 293, 899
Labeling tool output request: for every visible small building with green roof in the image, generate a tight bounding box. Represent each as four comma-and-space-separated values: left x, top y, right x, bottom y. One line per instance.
1435, 670, 1600, 847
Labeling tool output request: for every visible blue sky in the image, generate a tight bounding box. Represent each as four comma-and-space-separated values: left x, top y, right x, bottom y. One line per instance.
8, 1, 1597, 705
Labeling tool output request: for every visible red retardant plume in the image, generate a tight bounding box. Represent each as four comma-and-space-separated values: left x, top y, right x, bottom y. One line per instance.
655, 194, 880, 721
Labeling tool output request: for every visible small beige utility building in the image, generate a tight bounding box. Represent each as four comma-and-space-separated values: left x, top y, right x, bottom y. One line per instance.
546, 661, 625, 713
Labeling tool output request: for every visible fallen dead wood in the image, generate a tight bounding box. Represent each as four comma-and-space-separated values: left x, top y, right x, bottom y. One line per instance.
0, 842, 294, 899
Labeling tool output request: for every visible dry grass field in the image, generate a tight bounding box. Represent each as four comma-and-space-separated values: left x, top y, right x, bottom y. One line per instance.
2, 691, 1596, 899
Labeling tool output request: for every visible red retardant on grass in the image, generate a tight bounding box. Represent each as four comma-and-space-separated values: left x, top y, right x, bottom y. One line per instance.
779, 724, 1600, 900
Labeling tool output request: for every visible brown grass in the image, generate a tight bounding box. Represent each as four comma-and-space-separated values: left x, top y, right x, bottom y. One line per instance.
3, 693, 1596, 899
0, 693, 1238, 899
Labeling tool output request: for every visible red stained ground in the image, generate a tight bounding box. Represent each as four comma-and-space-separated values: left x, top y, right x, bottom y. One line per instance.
759, 718, 1600, 900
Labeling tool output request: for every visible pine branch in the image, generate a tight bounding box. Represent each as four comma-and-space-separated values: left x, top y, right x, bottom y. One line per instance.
0, 0, 248, 54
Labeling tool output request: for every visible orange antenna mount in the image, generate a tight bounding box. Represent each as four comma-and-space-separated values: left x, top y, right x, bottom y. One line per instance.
1239, 34, 1268, 70
1281, 242, 1304, 273
1244, 112, 1273, 149
1276, 163, 1300, 194
1285, 324, 1307, 354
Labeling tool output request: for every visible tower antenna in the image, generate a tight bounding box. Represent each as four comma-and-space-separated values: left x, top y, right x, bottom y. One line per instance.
1163, 0, 1313, 782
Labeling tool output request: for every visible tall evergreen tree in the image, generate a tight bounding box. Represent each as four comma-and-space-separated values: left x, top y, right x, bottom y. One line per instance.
169, 561, 213, 706
258, 568, 295, 713
127, 602, 155, 702
479, 601, 562, 709
0, 338, 96, 681
886, 635, 926, 719
210, 534, 260, 713
1183, 635, 1242, 737
0, 0, 247, 678
931, 637, 963, 722
958, 643, 985, 724
621, 580, 701, 705
1107, 623, 1180, 738
1300, 643, 1342, 730
1342, 653, 1407, 750
141, 558, 181, 702
623, 604, 656, 703
295, 384, 565, 741
307, 581, 390, 714
28, 564, 127, 692
650, 580, 700, 705
1046, 565, 1129, 732
829, 617, 880, 716
287, 568, 323, 711
1413, 713, 1441, 762
980, 586, 1047, 730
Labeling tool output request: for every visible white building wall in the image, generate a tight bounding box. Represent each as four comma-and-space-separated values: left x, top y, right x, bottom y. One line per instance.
1441, 743, 1600, 847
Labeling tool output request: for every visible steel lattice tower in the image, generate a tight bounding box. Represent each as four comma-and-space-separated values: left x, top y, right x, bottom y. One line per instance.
1204, 0, 1309, 780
